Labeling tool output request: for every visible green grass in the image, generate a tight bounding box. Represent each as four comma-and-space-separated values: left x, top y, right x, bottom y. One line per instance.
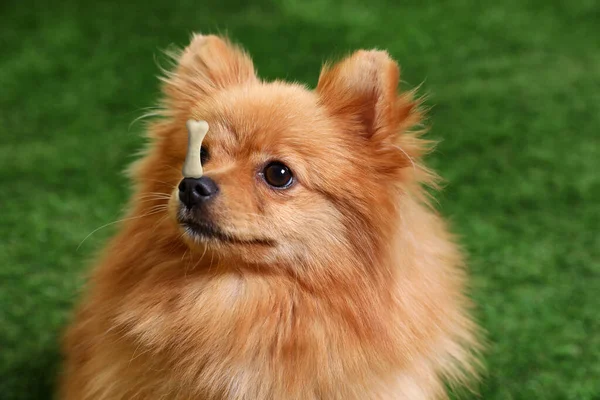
1, 0, 599, 398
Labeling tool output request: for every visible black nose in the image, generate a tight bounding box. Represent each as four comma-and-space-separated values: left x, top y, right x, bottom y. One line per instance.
178, 177, 219, 208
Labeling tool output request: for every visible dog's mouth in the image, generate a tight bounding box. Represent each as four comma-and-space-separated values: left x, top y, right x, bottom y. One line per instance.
179, 219, 274, 246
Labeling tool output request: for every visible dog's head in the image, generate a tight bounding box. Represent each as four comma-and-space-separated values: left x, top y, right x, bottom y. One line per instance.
138, 35, 426, 273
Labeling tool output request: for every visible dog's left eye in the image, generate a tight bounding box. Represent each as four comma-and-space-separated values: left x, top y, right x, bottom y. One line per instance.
200, 146, 209, 164
262, 162, 293, 189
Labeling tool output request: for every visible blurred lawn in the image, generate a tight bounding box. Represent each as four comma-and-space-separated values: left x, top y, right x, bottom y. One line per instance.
1, 0, 599, 399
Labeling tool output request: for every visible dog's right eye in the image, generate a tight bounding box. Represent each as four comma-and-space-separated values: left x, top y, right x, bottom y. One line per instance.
200, 146, 209, 164
262, 162, 294, 189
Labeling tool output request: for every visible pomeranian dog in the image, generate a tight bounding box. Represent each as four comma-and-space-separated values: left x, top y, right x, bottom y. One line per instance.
60, 34, 480, 399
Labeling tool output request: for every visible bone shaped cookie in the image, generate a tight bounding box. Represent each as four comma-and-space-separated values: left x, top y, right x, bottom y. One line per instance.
182, 119, 209, 178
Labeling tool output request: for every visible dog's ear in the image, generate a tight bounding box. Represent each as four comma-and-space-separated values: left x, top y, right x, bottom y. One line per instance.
317, 50, 418, 143
162, 34, 257, 113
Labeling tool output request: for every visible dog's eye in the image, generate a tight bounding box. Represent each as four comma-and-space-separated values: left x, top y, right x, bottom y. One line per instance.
262, 162, 293, 189
200, 146, 209, 164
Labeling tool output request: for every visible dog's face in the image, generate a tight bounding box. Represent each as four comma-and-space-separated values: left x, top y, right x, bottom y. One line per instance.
148, 35, 421, 270
170, 84, 351, 264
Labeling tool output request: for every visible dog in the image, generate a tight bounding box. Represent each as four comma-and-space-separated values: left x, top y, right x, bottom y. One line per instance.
60, 34, 481, 399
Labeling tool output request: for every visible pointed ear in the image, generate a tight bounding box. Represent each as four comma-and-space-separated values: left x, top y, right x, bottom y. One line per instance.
316, 50, 418, 142
162, 34, 257, 112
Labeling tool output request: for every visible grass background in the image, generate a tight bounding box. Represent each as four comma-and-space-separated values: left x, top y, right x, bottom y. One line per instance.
1, 0, 599, 399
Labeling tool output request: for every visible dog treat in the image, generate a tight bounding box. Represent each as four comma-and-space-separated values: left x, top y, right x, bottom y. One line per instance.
182, 119, 209, 178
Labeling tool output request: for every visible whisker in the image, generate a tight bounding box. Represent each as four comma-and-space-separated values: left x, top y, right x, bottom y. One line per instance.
199, 245, 208, 266
76, 209, 166, 251
144, 178, 179, 186
136, 200, 170, 207
128, 108, 163, 130
144, 203, 169, 210
137, 192, 171, 199
161, 165, 184, 175
128, 340, 145, 366
209, 250, 215, 274
137, 196, 170, 201
186, 247, 207, 276
151, 214, 170, 234
144, 206, 168, 215
136, 194, 171, 201
393, 144, 417, 173
136, 197, 171, 204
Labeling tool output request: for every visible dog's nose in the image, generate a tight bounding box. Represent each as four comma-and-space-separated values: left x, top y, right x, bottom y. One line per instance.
178, 177, 219, 208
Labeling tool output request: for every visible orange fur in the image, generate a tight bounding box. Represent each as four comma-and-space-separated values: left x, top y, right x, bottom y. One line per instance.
60, 34, 481, 399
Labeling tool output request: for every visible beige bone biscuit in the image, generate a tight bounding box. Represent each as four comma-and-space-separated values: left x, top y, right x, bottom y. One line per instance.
182, 119, 209, 178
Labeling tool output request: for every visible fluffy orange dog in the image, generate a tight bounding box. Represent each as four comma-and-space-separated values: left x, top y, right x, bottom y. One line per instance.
61, 34, 480, 399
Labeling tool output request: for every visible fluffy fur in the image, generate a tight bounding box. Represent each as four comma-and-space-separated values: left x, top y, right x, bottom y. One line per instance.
60, 34, 481, 399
